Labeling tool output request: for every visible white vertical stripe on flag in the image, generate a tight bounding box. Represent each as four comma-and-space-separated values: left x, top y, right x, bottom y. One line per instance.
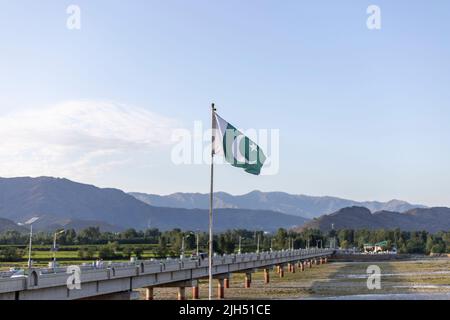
212, 112, 228, 156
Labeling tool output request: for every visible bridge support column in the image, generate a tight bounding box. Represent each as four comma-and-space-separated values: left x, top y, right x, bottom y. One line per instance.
324, 257, 328, 264
145, 287, 154, 301
217, 279, 225, 299
177, 287, 186, 301
264, 268, 270, 284
308, 260, 312, 268
224, 277, 230, 289
300, 262, 305, 272
192, 285, 199, 300
320, 258, 323, 265
279, 265, 284, 278
291, 263, 296, 273
244, 273, 252, 288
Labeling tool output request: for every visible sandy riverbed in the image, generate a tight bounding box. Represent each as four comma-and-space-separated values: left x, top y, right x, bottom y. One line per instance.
138, 257, 450, 300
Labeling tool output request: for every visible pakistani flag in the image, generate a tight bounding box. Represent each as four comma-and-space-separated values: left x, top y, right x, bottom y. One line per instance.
212, 112, 266, 175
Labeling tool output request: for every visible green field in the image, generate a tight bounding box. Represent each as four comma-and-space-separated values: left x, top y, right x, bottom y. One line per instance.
0, 244, 165, 269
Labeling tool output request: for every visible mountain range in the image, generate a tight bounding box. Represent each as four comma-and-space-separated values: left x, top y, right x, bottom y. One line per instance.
0, 176, 445, 234
0, 217, 27, 233
297, 206, 450, 234
0, 177, 307, 232
130, 191, 426, 219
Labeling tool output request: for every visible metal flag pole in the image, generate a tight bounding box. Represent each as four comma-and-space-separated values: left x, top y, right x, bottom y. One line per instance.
208, 103, 216, 300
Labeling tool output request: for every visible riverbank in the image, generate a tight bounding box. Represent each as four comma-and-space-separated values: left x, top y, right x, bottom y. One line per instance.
139, 256, 450, 300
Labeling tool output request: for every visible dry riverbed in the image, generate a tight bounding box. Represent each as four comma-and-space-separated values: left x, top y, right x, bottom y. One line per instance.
140, 257, 450, 300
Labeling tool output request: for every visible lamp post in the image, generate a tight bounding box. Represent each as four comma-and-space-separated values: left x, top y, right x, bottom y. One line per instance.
316, 240, 322, 249
52, 230, 65, 267
28, 225, 33, 268
196, 232, 199, 256
238, 236, 245, 254
181, 234, 192, 259
23, 217, 39, 269
256, 234, 260, 253
270, 238, 274, 252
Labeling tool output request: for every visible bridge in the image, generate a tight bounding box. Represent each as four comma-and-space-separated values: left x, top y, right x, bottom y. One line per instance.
0, 248, 334, 300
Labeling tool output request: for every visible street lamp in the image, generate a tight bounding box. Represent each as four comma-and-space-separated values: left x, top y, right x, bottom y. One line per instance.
196, 232, 199, 257
270, 238, 274, 252
316, 240, 322, 249
181, 234, 192, 259
22, 217, 39, 269
256, 233, 260, 253
52, 229, 65, 267
238, 236, 245, 254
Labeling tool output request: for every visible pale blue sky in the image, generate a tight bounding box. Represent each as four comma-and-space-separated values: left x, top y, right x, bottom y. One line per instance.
0, 1, 449, 206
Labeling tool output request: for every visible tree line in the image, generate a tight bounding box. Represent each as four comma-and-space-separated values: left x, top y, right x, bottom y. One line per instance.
0, 227, 449, 262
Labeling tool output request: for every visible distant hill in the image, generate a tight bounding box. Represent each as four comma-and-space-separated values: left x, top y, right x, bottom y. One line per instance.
130, 190, 426, 219
0, 217, 27, 233
26, 216, 126, 233
0, 177, 307, 232
297, 206, 450, 233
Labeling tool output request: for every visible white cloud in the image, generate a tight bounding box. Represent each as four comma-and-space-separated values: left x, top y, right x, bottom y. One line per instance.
0, 100, 179, 179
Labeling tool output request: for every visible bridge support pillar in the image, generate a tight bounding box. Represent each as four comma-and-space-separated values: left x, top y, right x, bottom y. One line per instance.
192, 285, 199, 300
217, 279, 225, 299
244, 273, 252, 288
264, 268, 270, 284
291, 263, 296, 273
300, 262, 305, 272
145, 287, 154, 301
279, 265, 284, 278
224, 277, 230, 289
177, 287, 186, 301
320, 258, 323, 265
324, 257, 328, 264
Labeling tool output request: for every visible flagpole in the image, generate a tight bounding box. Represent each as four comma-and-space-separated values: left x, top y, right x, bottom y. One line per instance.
208, 103, 216, 300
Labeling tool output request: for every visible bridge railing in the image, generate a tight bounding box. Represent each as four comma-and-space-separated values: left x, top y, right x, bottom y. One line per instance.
0, 248, 334, 292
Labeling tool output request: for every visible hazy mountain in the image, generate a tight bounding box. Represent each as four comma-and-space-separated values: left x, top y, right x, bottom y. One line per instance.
0, 177, 307, 232
297, 206, 450, 233
25, 215, 126, 233
0, 217, 27, 233
130, 191, 426, 219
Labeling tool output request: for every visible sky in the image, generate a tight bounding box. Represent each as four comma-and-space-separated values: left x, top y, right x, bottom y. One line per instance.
0, 1, 449, 206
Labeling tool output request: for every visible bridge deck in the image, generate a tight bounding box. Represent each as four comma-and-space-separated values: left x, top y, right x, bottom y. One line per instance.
0, 248, 334, 300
